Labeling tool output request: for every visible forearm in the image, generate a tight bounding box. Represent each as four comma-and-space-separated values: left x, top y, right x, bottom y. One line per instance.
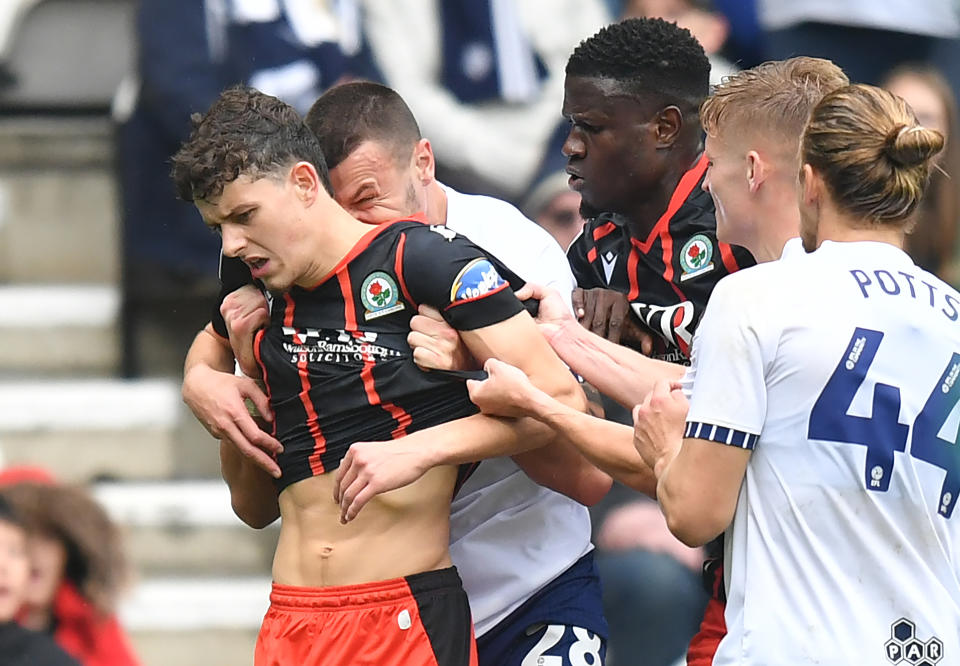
512, 441, 612, 506
414, 412, 558, 467
219, 441, 280, 528
525, 390, 656, 496
184, 324, 234, 375
653, 439, 741, 548
547, 321, 683, 408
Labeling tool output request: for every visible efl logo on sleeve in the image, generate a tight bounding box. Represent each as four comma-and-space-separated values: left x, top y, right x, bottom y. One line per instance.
450, 259, 506, 304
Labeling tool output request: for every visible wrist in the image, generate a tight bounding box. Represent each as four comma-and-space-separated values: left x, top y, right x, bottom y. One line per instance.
652, 444, 680, 480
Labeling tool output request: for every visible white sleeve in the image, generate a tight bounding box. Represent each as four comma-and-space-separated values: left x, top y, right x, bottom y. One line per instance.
532, 241, 577, 315
684, 274, 778, 450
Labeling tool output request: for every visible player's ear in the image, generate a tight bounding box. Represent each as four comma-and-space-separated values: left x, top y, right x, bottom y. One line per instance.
745, 151, 766, 193
290, 161, 321, 205
654, 106, 683, 148
799, 163, 820, 207
412, 138, 435, 184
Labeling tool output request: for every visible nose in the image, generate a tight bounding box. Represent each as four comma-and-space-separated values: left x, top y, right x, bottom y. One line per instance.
562, 126, 585, 159
220, 224, 246, 257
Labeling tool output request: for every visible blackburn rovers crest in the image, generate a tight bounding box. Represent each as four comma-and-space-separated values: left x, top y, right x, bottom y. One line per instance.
361, 271, 405, 320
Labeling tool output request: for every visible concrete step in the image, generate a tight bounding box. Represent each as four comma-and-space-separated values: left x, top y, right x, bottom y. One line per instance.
0, 0, 134, 111
0, 285, 118, 374
121, 577, 269, 666
93, 481, 278, 577
0, 378, 221, 480
0, 118, 118, 283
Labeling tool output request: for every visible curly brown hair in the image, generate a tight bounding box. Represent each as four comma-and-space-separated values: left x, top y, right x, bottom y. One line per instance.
170, 85, 334, 203
1, 482, 128, 615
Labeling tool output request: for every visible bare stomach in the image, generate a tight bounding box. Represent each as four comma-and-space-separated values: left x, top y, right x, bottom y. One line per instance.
272, 465, 456, 587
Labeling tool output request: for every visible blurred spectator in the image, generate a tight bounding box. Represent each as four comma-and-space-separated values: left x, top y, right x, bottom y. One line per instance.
0, 468, 138, 666
522, 172, 586, 251
0, 494, 79, 666
757, 0, 960, 89
362, 0, 608, 202
591, 487, 708, 666
115, 0, 373, 375
620, 0, 739, 83
882, 63, 960, 285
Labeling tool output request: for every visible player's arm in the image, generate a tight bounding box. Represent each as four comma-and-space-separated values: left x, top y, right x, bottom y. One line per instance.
634, 276, 770, 547
519, 283, 685, 407
182, 256, 283, 476
633, 380, 749, 547
219, 440, 280, 528
468, 358, 656, 495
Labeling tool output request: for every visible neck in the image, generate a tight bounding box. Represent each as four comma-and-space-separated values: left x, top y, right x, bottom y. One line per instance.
624, 151, 699, 238
296, 205, 374, 288
750, 184, 803, 263
18, 606, 51, 632
816, 203, 905, 250
425, 181, 448, 226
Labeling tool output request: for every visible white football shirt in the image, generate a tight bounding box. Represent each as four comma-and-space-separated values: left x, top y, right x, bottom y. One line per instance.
442, 184, 592, 636
685, 240, 960, 665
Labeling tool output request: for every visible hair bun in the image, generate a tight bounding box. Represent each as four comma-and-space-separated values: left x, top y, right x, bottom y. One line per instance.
884, 124, 945, 168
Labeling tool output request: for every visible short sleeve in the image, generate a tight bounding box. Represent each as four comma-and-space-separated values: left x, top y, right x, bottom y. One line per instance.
684, 274, 773, 450
401, 225, 524, 330
211, 254, 254, 339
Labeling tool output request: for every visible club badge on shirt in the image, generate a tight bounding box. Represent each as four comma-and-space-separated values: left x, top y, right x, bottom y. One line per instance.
361, 271, 405, 320
679, 233, 715, 281
450, 258, 507, 304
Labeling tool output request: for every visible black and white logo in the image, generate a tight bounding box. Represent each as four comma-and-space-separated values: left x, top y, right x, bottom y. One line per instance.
885, 618, 943, 666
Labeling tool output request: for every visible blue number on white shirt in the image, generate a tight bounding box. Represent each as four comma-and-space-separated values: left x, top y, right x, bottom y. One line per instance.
912, 353, 960, 517
809, 328, 960, 517
808, 328, 908, 492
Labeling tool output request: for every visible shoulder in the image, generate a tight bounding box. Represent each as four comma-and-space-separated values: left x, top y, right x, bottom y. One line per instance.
707, 259, 792, 310
444, 185, 572, 277
444, 186, 551, 245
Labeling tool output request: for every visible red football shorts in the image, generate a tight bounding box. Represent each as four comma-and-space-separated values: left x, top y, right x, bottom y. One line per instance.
687, 560, 726, 666
255, 566, 478, 666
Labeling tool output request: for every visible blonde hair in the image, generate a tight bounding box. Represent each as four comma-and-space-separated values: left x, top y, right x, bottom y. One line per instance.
701, 57, 848, 145
803, 84, 945, 225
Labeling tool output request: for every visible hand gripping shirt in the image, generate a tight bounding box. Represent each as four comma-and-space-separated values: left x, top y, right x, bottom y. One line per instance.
252, 219, 523, 491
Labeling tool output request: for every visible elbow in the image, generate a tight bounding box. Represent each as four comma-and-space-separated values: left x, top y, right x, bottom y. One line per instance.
575, 469, 613, 507
231, 497, 279, 529
553, 375, 588, 414
662, 506, 728, 548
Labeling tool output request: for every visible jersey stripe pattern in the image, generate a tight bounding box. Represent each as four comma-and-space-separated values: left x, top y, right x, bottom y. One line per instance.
567, 154, 755, 362
251, 219, 524, 491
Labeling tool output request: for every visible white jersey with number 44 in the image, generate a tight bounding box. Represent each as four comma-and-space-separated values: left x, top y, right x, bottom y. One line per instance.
684, 240, 960, 666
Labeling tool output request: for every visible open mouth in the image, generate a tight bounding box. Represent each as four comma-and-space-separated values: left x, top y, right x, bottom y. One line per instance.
246, 258, 269, 278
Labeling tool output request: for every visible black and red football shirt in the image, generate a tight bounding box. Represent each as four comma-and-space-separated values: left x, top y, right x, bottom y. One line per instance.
251, 219, 524, 491
567, 154, 755, 362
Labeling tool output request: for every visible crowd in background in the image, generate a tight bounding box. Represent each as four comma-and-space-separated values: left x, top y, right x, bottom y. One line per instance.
0, 1, 958, 665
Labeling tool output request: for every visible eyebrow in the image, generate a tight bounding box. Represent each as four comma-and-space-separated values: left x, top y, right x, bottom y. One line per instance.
347, 181, 378, 202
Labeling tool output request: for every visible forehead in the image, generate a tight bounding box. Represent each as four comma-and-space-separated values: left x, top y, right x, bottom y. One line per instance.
195, 174, 281, 219
563, 75, 654, 118
0, 519, 25, 542
330, 140, 403, 193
